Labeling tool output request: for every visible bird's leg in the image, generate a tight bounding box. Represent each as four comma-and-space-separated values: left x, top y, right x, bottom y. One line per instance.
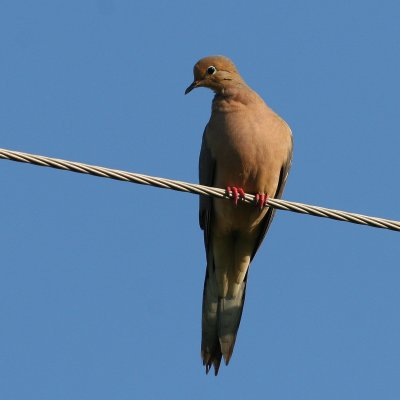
255, 193, 269, 210
226, 186, 246, 206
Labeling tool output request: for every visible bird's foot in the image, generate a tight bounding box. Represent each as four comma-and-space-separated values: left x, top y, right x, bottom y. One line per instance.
226, 186, 246, 206
255, 193, 269, 210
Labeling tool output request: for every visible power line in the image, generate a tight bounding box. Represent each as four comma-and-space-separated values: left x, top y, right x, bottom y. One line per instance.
0, 147, 399, 232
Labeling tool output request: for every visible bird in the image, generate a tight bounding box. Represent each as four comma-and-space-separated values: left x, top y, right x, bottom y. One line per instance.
185, 56, 293, 375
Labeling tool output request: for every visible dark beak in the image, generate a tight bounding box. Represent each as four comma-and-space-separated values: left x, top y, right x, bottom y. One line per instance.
185, 80, 199, 95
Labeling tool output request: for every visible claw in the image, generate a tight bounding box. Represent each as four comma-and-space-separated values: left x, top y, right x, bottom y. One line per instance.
226, 186, 246, 206
255, 193, 269, 210
259, 194, 265, 209
232, 187, 239, 205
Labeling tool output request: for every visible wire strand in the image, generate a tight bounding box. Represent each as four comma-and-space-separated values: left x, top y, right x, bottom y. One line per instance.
0, 147, 399, 232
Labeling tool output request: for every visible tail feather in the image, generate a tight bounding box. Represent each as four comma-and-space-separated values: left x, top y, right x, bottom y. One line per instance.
201, 267, 222, 374
218, 282, 246, 364
201, 266, 247, 375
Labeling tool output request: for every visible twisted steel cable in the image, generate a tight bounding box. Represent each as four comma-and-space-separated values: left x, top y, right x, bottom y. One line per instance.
0, 147, 399, 232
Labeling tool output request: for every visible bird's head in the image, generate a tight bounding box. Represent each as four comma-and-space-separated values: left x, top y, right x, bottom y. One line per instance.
185, 56, 243, 95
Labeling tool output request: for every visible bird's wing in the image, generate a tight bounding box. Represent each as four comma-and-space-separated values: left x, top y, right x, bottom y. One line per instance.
199, 126, 216, 248
251, 135, 293, 260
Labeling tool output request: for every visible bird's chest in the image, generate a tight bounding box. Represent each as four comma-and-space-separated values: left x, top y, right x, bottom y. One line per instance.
206, 112, 273, 192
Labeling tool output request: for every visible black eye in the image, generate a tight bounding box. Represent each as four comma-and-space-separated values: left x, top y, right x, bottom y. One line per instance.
207, 66, 217, 75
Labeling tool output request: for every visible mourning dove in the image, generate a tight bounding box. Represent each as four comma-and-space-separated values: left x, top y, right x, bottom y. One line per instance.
185, 56, 293, 375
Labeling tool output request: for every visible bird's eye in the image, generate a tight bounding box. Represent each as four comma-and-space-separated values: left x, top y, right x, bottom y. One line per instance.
207, 66, 217, 75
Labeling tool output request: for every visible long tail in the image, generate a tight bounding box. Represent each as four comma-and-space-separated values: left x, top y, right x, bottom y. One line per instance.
201, 264, 247, 375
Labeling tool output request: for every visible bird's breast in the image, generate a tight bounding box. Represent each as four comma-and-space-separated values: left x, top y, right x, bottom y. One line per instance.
207, 108, 283, 194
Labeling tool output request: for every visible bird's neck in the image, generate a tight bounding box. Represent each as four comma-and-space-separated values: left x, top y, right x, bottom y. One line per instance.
212, 83, 257, 112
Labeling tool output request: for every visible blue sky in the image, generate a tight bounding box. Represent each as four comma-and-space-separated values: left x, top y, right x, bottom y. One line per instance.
1, 1, 399, 399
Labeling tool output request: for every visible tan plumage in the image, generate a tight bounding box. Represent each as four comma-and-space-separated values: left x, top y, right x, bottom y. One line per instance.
185, 56, 293, 375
